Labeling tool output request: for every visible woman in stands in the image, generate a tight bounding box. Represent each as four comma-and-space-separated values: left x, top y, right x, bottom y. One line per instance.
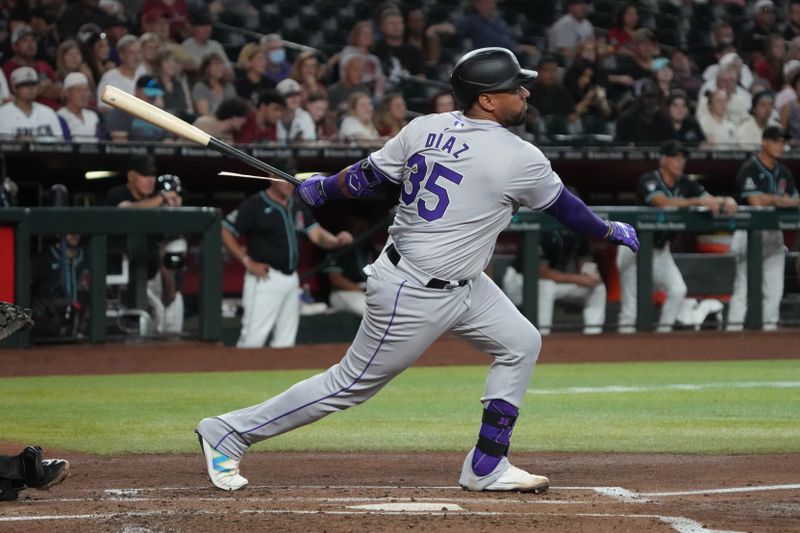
608, 3, 640, 58
56, 39, 96, 91
563, 58, 613, 134
305, 91, 337, 141
193, 52, 237, 117
338, 91, 379, 143
154, 49, 193, 121
375, 93, 408, 138
234, 43, 273, 108
698, 88, 738, 148
753, 33, 787, 91
138, 32, 162, 76
336, 21, 385, 94
78, 26, 114, 92
429, 90, 455, 114
290, 51, 326, 104
405, 7, 441, 67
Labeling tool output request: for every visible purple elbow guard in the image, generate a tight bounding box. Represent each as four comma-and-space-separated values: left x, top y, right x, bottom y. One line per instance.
343, 158, 390, 198
543, 187, 609, 239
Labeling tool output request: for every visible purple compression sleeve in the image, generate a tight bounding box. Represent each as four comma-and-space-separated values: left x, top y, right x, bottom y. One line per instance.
543, 187, 609, 239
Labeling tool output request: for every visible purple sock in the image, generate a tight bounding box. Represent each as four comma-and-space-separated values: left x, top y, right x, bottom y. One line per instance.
471, 399, 519, 477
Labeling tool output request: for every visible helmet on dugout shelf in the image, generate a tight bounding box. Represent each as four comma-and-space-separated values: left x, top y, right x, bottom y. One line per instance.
450, 47, 537, 110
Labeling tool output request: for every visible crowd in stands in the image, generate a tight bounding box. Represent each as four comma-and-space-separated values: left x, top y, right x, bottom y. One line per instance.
3, 0, 800, 148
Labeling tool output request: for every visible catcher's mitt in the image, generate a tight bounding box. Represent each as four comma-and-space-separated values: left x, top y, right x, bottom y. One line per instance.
0, 302, 34, 341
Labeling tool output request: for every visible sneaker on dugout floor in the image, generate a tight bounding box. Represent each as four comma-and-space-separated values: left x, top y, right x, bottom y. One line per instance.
196, 430, 248, 491
458, 447, 549, 493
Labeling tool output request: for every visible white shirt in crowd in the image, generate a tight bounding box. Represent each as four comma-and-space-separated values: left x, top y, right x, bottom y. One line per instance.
696, 79, 751, 126
96, 66, 147, 110
547, 14, 594, 53
736, 117, 780, 149
57, 106, 100, 142
277, 107, 316, 142
182, 38, 232, 69
339, 115, 379, 141
0, 101, 64, 141
698, 113, 738, 148
0, 70, 9, 103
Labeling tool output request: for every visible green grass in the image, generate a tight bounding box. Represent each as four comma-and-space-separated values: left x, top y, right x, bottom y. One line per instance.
2, 359, 799, 455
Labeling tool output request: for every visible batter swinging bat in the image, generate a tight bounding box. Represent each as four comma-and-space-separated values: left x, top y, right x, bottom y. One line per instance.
101, 86, 301, 186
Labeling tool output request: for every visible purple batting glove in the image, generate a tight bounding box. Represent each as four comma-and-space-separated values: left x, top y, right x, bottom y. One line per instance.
296, 174, 329, 208
608, 221, 639, 252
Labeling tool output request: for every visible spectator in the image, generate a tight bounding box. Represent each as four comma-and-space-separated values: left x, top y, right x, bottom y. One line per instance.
29, 6, 60, 66
222, 180, 353, 348
776, 59, 800, 111
701, 48, 754, 90
742, 0, 777, 63
0, 70, 9, 104
327, 54, 372, 112
304, 91, 337, 141
30, 233, 90, 338
106, 76, 169, 142
137, 32, 163, 77
502, 230, 606, 335
374, 5, 425, 79
617, 140, 736, 333
666, 92, 705, 145
727, 127, 799, 331
737, 91, 780, 148
290, 51, 326, 103
78, 25, 113, 90
103, 14, 129, 64
652, 61, 679, 99
0, 67, 63, 141
261, 33, 291, 85
338, 21, 384, 88
181, 8, 232, 76
141, 0, 189, 42
405, 7, 441, 67
375, 92, 407, 138
429, 90, 455, 113
670, 48, 703, 101
234, 89, 285, 144
193, 96, 250, 142
528, 55, 577, 131
562, 59, 613, 132
58, 0, 111, 39
697, 66, 751, 126
611, 28, 659, 100
192, 52, 237, 117
614, 80, 673, 145
96, 34, 141, 112
104, 154, 184, 334
2, 25, 62, 109
785, 0, 800, 41
234, 43, 273, 107
57, 72, 99, 142
547, 0, 594, 62
607, 2, 639, 57
753, 33, 786, 91
338, 91, 380, 142
140, 8, 195, 73
56, 39, 94, 90
276, 78, 315, 142
698, 88, 738, 148
780, 71, 800, 140
154, 48, 193, 120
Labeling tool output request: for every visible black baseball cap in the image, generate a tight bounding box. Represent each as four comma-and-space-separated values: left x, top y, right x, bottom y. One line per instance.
762, 126, 789, 141
660, 140, 689, 157
127, 154, 158, 175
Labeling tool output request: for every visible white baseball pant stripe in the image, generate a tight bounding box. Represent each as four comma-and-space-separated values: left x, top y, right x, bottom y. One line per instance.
200, 251, 541, 460
238, 270, 299, 348
726, 230, 785, 331
538, 279, 606, 335
616, 244, 687, 333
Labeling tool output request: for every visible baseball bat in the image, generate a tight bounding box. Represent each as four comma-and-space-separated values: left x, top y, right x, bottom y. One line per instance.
101, 86, 301, 186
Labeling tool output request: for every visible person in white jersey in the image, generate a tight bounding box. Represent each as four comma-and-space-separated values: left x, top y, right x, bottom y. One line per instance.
196, 48, 640, 493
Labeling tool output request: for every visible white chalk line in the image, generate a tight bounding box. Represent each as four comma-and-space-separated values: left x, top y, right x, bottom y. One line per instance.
527, 381, 800, 395
22, 495, 590, 505
640, 484, 800, 498
0, 509, 745, 532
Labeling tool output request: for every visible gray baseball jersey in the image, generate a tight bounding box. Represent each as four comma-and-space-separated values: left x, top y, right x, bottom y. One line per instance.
370, 112, 564, 280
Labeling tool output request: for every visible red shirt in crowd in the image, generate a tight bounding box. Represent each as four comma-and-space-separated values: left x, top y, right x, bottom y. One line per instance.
234, 112, 278, 144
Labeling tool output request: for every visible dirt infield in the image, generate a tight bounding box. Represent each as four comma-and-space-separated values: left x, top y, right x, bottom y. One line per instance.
1, 332, 799, 531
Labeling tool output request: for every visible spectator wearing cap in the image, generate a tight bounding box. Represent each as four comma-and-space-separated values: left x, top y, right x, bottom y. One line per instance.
261, 33, 292, 86
666, 92, 705, 146
547, 0, 594, 62
193, 96, 250, 142
785, 0, 800, 41
617, 140, 736, 333
30, 6, 61, 67
140, 8, 196, 72
697, 65, 751, 126
528, 55, 579, 132
753, 33, 787, 91
776, 59, 800, 111
96, 34, 142, 112
611, 28, 659, 98
701, 48, 754, 90
58, 0, 111, 39
0, 70, 9, 104
737, 91, 780, 148
373, 6, 425, 79
234, 43, 274, 107
338, 91, 380, 143
276, 78, 316, 142
234, 89, 285, 144
141, 0, 189, 42
57, 72, 99, 142
2, 25, 62, 109
742, 0, 778, 63
327, 54, 373, 113
615, 80, 673, 145
103, 13, 129, 65
0, 67, 64, 141
192, 52, 237, 117
182, 9, 232, 76
106, 76, 170, 142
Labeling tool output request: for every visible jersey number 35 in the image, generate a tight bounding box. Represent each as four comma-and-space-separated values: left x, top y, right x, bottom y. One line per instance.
401, 153, 464, 222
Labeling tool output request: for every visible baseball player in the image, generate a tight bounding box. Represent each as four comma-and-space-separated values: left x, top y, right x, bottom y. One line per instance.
617, 140, 737, 333
727, 126, 800, 331
197, 47, 639, 493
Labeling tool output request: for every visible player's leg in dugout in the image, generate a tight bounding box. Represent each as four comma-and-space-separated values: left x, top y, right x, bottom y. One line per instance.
536, 279, 558, 335
269, 272, 301, 348
653, 245, 687, 333
553, 281, 606, 334
199, 252, 473, 460
616, 245, 637, 333
329, 289, 366, 316
237, 272, 284, 348
762, 232, 786, 330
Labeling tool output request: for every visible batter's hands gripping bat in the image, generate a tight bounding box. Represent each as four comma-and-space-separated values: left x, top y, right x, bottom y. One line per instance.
100, 86, 301, 186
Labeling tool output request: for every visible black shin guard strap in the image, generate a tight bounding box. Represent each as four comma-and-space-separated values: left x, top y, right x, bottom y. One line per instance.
477, 435, 509, 457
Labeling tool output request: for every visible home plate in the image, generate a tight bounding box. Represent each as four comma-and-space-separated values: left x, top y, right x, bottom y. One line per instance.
347, 503, 463, 512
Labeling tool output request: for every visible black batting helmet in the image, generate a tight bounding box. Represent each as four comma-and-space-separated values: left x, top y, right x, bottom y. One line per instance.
450, 47, 537, 110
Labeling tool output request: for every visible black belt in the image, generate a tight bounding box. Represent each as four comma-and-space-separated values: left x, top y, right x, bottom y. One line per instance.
386, 244, 468, 289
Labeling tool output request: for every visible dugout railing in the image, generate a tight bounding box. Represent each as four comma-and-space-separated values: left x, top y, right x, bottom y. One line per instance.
0, 207, 222, 347
1, 206, 799, 346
